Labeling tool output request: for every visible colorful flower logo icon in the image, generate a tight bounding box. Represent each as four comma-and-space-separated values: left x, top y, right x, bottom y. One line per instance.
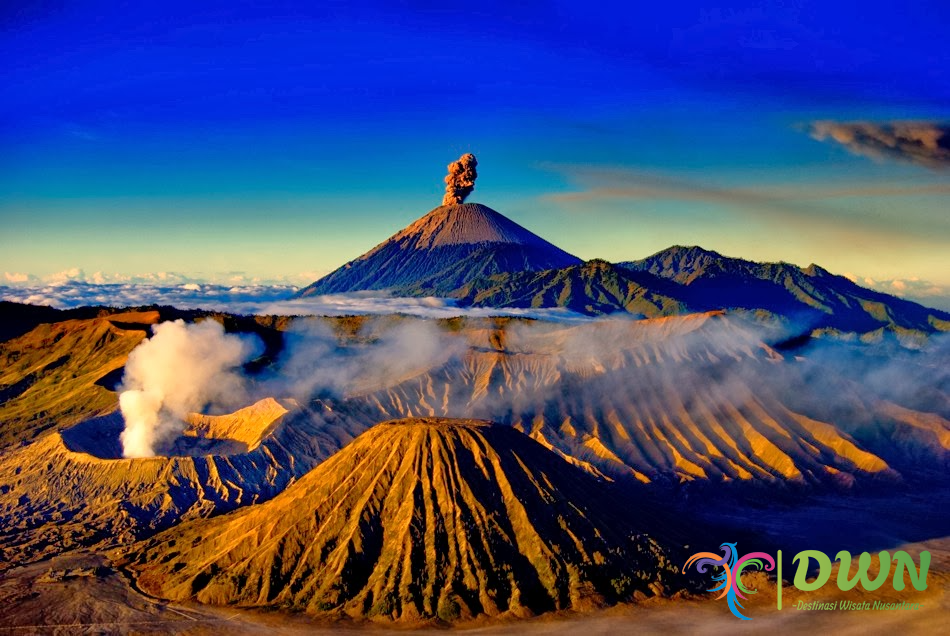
685, 543, 776, 620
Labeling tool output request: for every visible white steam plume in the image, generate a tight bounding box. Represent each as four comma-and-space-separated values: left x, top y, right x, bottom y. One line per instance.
264, 318, 467, 399
119, 319, 262, 458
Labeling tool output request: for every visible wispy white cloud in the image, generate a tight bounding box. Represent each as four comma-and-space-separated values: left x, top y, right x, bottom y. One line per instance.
0, 267, 589, 319
8, 271, 944, 318
3, 272, 38, 284
542, 164, 950, 235
235, 294, 590, 321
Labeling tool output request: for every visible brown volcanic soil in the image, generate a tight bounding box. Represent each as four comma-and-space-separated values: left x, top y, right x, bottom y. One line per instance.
0, 311, 155, 450
126, 418, 687, 621
296, 203, 582, 296
1, 308, 947, 631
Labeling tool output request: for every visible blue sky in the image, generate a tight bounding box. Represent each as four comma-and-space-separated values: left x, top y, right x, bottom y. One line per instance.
1, 1, 948, 296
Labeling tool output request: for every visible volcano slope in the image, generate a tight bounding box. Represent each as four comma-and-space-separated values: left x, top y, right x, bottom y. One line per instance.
341, 312, 937, 488
619, 245, 950, 333
0, 305, 292, 452
127, 418, 687, 621
0, 310, 154, 450
296, 203, 581, 296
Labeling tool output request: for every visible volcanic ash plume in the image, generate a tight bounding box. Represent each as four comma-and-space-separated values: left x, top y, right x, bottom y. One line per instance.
118, 319, 262, 458
442, 153, 478, 205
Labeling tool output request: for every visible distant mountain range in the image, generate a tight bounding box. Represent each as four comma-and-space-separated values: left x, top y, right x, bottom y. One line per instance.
2, 192, 947, 625
297, 203, 950, 334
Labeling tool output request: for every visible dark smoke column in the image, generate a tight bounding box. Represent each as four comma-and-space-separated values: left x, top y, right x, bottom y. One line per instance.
442, 153, 478, 206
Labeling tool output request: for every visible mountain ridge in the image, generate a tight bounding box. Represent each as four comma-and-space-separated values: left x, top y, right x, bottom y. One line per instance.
451, 259, 690, 318
618, 245, 950, 333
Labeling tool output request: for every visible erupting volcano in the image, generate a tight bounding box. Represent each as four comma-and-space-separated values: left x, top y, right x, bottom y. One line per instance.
296, 153, 581, 297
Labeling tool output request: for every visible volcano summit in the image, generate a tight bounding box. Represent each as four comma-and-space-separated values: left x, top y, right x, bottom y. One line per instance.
296, 154, 581, 297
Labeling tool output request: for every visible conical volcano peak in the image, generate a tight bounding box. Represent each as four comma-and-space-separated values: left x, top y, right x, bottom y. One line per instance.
128, 415, 686, 620
391, 203, 561, 249
296, 201, 581, 296
293, 153, 584, 297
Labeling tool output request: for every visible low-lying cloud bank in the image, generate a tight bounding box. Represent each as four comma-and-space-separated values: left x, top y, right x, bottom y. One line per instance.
0, 281, 589, 321
0, 281, 298, 310
3, 268, 316, 287
4, 277, 950, 317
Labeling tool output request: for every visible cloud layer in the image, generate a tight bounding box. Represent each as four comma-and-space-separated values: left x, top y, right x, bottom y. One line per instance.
2, 268, 321, 287
0, 281, 589, 321
0, 281, 299, 311
810, 121, 950, 169
542, 163, 950, 254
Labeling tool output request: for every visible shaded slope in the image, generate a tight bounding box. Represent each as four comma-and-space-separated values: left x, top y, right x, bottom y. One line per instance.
129, 418, 685, 621
3, 309, 939, 497
452, 259, 689, 317
0, 312, 155, 450
0, 301, 71, 343
619, 245, 950, 333
297, 203, 581, 296
764, 337, 950, 478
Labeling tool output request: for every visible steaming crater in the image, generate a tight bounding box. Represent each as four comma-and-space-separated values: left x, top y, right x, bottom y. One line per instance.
0, 395, 364, 568
61, 398, 289, 459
